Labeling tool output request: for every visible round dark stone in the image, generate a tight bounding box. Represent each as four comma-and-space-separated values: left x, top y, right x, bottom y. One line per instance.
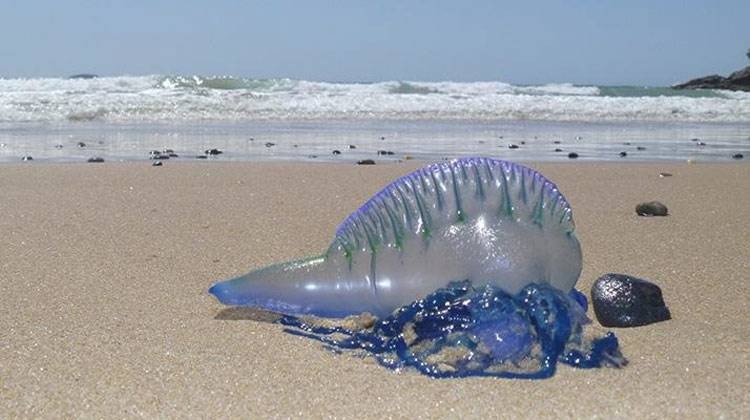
554, 148, 563, 152
205, 148, 223, 155
357, 159, 376, 165
520, 141, 526, 145
619, 151, 627, 157
636, 201, 668, 216
264, 142, 276, 148
732, 153, 744, 159
567, 152, 579, 159
591, 273, 671, 327
508, 144, 519, 149
348, 144, 357, 149
332, 150, 341, 155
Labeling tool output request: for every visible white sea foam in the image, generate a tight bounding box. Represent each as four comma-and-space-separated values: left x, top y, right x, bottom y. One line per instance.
0, 75, 748, 123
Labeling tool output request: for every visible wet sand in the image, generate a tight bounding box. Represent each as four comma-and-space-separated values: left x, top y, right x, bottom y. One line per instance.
1, 161, 748, 418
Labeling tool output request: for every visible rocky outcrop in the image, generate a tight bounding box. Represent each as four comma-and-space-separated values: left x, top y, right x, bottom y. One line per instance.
673, 65, 750, 91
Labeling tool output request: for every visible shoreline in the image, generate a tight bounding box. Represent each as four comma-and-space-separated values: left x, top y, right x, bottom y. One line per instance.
1, 161, 748, 417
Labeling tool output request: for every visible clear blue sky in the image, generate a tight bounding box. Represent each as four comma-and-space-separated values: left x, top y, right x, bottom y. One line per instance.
0, 0, 748, 85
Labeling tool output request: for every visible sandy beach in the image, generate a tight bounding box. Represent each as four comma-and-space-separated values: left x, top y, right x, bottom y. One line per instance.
1, 160, 748, 418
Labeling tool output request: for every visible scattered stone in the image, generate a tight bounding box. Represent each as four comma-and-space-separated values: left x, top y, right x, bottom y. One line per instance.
293, 144, 299, 148
520, 141, 526, 145
636, 146, 646, 151
623, 142, 632, 146
264, 142, 276, 148
636, 201, 668, 216
697, 141, 707, 146
591, 273, 671, 327
478, 140, 485, 144
21, 155, 33, 161
357, 159, 376, 165
163, 148, 175, 154
55, 144, 64, 149
149, 150, 162, 157
732, 153, 744, 159
554, 148, 563, 152
377, 150, 395, 155
249, 137, 255, 141
553, 140, 561, 144
659, 172, 673, 178
380, 136, 386, 140
168, 153, 179, 158
205, 148, 223, 155
690, 138, 700, 142
332, 150, 341, 155
308, 154, 318, 159
195, 155, 208, 159
575, 136, 583, 140
567, 152, 579, 159
152, 161, 163, 166
619, 151, 627, 157
77, 142, 87, 148
87, 157, 104, 163
348, 144, 357, 149
151, 154, 169, 160
508, 144, 519, 149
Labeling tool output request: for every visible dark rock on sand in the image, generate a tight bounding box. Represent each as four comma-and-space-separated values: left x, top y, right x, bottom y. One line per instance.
205, 148, 223, 155
332, 150, 341, 155
87, 157, 104, 163
697, 141, 707, 146
152, 161, 163, 166
732, 153, 744, 159
357, 159, 376, 165
636, 146, 646, 151
348, 144, 357, 149
636, 201, 669, 216
659, 172, 673, 178
264, 142, 276, 148
77, 142, 87, 148
377, 150, 395, 155
508, 144, 519, 149
21, 155, 33, 161
195, 155, 208, 159
554, 148, 563, 152
553, 140, 561, 144
567, 152, 579, 159
619, 151, 628, 157
168, 153, 179, 158
592, 273, 671, 327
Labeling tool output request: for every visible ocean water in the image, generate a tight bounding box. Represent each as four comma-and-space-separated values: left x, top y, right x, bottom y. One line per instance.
0, 75, 748, 162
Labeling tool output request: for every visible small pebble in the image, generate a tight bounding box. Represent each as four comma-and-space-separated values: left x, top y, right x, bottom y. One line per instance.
659, 172, 673, 178
377, 150, 395, 156
690, 138, 700, 142
636, 201, 668, 216
554, 148, 563, 152
205, 148, 223, 155
87, 157, 104, 163
380, 136, 386, 140
591, 273, 671, 328
553, 140, 561, 144
163, 148, 175, 154
195, 155, 208, 159
348, 145, 357, 149
636, 146, 646, 151
168, 153, 179, 158
508, 144, 519, 149
152, 161, 163, 166
567, 152, 579, 159
623, 142, 631, 146
696, 141, 706, 146
22, 155, 33, 161
264, 142, 276, 148
619, 151, 627, 157
575, 136, 583, 140
520, 141, 526, 145
332, 150, 341, 155
732, 153, 743, 159
55, 144, 64, 149
357, 159, 376, 165
77, 142, 87, 148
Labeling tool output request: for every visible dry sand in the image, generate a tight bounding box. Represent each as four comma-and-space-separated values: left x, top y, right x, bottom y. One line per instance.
0, 161, 748, 419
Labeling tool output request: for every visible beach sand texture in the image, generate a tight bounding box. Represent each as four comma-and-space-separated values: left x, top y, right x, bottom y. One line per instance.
1, 161, 748, 418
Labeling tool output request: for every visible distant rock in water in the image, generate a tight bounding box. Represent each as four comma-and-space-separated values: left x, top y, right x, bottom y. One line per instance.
732, 153, 744, 160
68, 74, 98, 80
673, 66, 750, 92
636, 201, 668, 216
592, 273, 671, 328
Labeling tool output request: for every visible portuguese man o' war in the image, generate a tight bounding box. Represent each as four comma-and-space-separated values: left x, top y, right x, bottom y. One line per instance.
209, 157, 626, 378
210, 157, 583, 318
